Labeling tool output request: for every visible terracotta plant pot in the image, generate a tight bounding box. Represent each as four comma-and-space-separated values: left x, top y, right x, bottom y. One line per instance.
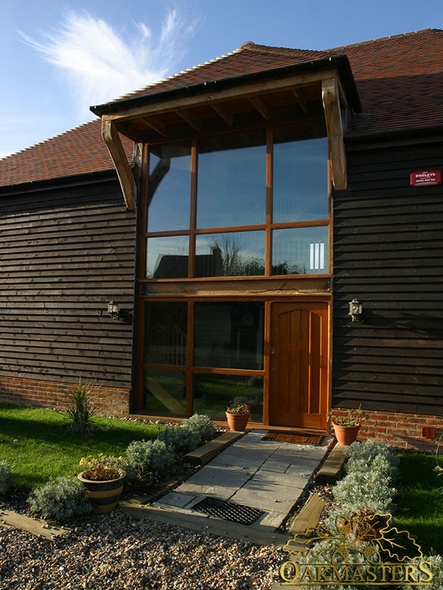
226, 412, 250, 431
78, 472, 126, 514
332, 423, 360, 445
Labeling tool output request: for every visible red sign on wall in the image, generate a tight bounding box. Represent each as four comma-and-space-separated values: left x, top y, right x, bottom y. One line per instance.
410, 170, 442, 186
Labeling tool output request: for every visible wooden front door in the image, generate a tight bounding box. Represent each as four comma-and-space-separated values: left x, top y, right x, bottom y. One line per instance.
269, 302, 329, 430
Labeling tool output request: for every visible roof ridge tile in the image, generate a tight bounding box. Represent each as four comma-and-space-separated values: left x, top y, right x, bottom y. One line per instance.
240, 40, 334, 58
329, 27, 440, 52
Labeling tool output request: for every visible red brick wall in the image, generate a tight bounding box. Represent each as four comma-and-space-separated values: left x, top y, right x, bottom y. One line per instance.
332, 408, 443, 452
0, 376, 130, 418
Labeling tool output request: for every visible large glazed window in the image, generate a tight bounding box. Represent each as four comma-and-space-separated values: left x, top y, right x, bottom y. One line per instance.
148, 142, 191, 232
197, 130, 266, 228
194, 231, 265, 277
145, 127, 329, 279
273, 137, 328, 223
144, 302, 187, 365
272, 226, 328, 275
194, 302, 264, 369
142, 300, 264, 417
147, 235, 189, 279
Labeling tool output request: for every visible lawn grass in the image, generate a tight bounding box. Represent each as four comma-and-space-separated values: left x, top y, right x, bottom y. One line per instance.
395, 450, 443, 555
0, 403, 162, 488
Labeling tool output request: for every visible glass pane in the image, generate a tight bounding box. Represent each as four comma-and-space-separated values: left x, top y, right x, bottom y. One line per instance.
194, 302, 264, 369
195, 231, 264, 277
193, 374, 263, 421
143, 369, 186, 415
197, 130, 266, 228
272, 226, 329, 275
148, 142, 191, 232
144, 302, 187, 365
147, 236, 189, 278
273, 136, 328, 223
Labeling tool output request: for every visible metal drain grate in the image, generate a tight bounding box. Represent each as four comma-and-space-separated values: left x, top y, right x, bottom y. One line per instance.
192, 497, 264, 525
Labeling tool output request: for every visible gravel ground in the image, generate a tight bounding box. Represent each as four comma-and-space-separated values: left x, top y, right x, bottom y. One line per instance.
0, 511, 285, 589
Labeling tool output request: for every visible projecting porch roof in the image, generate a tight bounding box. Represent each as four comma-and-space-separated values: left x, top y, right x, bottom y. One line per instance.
91, 50, 362, 209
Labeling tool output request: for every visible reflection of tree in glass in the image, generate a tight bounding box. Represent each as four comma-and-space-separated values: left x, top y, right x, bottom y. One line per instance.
272, 261, 306, 275
210, 235, 307, 276
210, 235, 243, 275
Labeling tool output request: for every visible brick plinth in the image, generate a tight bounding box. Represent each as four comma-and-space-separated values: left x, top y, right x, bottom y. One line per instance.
332, 408, 443, 451
0, 376, 129, 418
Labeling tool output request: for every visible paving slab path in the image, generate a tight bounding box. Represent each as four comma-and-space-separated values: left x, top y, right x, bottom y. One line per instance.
149, 430, 331, 538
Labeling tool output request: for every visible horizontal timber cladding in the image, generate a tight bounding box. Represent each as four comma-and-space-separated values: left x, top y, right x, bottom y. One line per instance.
0, 174, 137, 393
332, 138, 443, 416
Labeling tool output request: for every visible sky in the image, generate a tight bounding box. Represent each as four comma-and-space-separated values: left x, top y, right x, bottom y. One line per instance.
1, 0, 443, 159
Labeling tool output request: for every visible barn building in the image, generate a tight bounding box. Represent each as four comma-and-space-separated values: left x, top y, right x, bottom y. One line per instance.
1, 29, 443, 449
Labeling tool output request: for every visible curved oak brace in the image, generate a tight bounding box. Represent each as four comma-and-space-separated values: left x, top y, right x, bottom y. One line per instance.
322, 77, 347, 190
102, 119, 137, 209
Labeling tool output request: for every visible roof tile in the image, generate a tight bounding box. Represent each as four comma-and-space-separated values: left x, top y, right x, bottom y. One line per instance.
1, 29, 442, 187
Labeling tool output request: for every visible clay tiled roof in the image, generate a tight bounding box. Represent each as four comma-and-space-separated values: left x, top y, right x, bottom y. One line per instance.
97, 43, 339, 106
0, 120, 115, 188
1, 29, 442, 188
96, 29, 443, 139
339, 29, 443, 137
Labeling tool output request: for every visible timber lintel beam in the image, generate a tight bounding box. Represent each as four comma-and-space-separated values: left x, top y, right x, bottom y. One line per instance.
102, 119, 137, 210
103, 70, 331, 124
322, 77, 347, 190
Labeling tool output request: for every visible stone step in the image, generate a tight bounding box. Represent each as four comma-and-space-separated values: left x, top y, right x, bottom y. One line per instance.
288, 492, 325, 536
314, 442, 346, 484
184, 431, 245, 466
119, 500, 292, 547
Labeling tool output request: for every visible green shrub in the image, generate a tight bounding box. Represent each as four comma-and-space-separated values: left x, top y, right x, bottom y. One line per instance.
332, 470, 397, 514
61, 379, 96, 435
345, 440, 399, 478
182, 414, 216, 443
0, 461, 13, 495
158, 426, 200, 455
28, 476, 93, 521
293, 536, 372, 590
125, 439, 175, 479
332, 440, 399, 514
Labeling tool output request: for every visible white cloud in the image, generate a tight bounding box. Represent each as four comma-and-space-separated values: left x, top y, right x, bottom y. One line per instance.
20, 9, 196, 121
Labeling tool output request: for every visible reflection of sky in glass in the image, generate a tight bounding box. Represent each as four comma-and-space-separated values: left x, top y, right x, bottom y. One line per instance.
195, 231, 265, 276
273, 138, 328, 223
147, 236, 189, 278
197, 145, 266, 228
272, 226, 328, 275
148, 147, 191, 232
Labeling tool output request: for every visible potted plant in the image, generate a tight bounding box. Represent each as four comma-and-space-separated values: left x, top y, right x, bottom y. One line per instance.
230, 391, 263, 416
78, 453, 126, 514
225, 402, 251, 431
329, 406, 368, 445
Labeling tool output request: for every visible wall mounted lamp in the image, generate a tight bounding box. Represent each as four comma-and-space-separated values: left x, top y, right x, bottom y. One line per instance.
348, 298, 363, 322
107, 300, 120, 320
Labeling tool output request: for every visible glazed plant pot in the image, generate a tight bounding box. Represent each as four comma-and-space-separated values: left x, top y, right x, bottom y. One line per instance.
332, 423, 360, 445
78, 472, 126, 514
226, 412, 250, 432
